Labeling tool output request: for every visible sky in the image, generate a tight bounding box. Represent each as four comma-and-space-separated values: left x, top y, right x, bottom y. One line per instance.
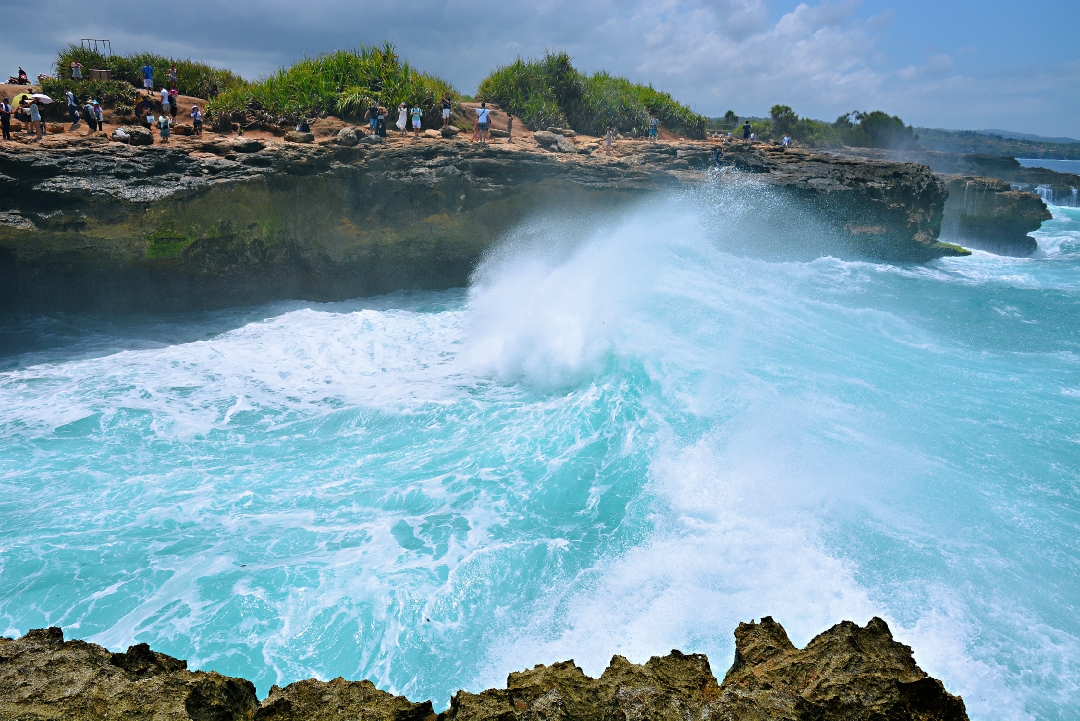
2, 0, 1078, 138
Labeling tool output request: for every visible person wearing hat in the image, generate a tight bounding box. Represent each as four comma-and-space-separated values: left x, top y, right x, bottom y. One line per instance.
190, 104, 203, 135
92, 101, 104, 134
66, 89, 80, 128
83, 99, 97, 133
157, 111, 171, 143
0, 97, 12, 140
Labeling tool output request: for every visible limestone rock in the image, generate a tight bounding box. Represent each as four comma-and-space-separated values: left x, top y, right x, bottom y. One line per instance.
172, 124, 193, 136
939, 175, 1051, 256
424, 129, 441, 139
257, 677, 435, 721
284, 131, 315, 144
230, 138, 267, 153
360, 134, 384, 145
0, 627, 258, 721
440, 125, 459, 137
336, 127, 359, 146
532, 131, 558, 148
111, 127, 129, 142
0, 619, 967, 721
555, 135, 578, 154
489, 129, 508, 138
714, 616, 968, 721
125, 125, 154, 146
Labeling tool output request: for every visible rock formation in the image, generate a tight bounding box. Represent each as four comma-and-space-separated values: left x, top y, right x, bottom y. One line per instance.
0, 617, 967, 721
0, 135, 960, 313
939, 176, 1052, 256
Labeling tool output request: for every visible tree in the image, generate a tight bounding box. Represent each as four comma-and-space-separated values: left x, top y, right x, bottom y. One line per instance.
858, 111, 918, 149
770, 104, 798, 136
723, 109, 738, 127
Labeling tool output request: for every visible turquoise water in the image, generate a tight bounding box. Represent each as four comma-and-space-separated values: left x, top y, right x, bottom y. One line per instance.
1, 199, 1079, 720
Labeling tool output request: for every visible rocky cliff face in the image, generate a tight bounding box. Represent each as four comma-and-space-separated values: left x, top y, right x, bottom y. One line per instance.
940, 176, 1052, 256
0, 618, 967, 721
0, 135, 958, 313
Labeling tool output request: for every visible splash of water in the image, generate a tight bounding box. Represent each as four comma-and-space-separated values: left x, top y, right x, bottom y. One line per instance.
2, 200, 1079, 720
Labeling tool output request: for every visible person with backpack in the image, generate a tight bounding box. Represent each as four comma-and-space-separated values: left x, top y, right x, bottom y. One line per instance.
0, 97, 12, 140
157, 112, 171, 143
168, 89, 179, 121
66, 89, 80, 128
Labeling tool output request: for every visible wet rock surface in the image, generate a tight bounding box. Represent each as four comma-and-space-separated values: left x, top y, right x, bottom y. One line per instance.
0, 136, 956, 313
939, 175, 1052, 256
0, 618, 966, 721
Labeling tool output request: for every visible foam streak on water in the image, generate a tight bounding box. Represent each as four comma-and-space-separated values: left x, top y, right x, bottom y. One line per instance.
2, 201, 1079, 720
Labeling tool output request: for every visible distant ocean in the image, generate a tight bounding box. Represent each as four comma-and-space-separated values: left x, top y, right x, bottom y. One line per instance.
1016, 158, 1080, 175
2, 192, 1079, 721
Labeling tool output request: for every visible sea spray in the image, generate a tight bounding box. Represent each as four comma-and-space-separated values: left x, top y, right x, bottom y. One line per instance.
1, 202, 1079, 720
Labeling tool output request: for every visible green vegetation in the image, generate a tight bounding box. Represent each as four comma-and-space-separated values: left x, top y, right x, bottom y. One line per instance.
39, 78, 136, 111
54, 44, 245, 99
914, 128, 1080, 159
711, 106, 919, 149
206, 44, 456, 128
477, 52, 705, 138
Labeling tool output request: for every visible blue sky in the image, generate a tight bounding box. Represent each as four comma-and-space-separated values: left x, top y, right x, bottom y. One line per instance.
2, 0, 1077, 138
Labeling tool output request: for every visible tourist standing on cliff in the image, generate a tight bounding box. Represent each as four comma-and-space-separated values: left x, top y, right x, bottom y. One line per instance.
191, 104, 203, 135
141, 63, 154, 91
648, 116, 658, 143
92, 101, 104, 135
410, 104, 422, 138
396, 102, 408, 135
158, 113, 171, 143
742, 120, 751, 140
159, 87, 170, 116
168, 89, 178, 121
605, 127, 614, 154
475, 102, 491, 144
29, 99, 43, 140
0, 97, 11, 140
441, 94, 452, 127
70, 60, 82, 80
167, 66, 178, 90
366, 101, 378, 133
507, 114, 513, 143
66, 89, 80, 128
377, 107, 387, 137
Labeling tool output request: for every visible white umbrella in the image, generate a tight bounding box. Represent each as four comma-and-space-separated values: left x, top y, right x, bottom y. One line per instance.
30, 93, 53, 104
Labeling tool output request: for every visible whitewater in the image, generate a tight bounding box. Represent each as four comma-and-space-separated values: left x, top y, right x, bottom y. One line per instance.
1, 197, 1078, 720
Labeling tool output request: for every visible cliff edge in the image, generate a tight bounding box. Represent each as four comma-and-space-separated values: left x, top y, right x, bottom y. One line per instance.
0, 134, 958, 313
0, 617, 967, 721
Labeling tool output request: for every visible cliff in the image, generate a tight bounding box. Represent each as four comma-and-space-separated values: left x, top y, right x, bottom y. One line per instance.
939, 176, 1052, 256
0, 133, 959, 313
0, 617, 968, 721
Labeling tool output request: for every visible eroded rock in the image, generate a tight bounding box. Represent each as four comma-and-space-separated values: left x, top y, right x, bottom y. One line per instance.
940, 175, 1051, 256
0, 627, 258, 721
0, 618, 966, 721
284, 131, 315, 144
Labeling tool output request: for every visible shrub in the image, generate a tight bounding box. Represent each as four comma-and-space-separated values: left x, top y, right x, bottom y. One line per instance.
206, 43, 456, 129
477, 51, 705, 138
39, 78, 136, 109
54, 44, 246, 99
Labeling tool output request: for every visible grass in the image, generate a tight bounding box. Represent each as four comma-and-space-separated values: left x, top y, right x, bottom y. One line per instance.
476, 52, 706, 138
206, 44, 456, 129
53, 44, 246, 99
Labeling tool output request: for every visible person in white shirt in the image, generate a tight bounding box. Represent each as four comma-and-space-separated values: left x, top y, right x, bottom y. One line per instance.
66, 90, 80, 128
475, 102, 491, 144
190, 104, 203, 135
160, 87, 170, 115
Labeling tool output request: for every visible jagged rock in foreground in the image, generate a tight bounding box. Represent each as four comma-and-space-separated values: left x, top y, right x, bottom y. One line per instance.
0, 627, 257, 720
0, 617, 966, 721
0, 135, 958, 313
